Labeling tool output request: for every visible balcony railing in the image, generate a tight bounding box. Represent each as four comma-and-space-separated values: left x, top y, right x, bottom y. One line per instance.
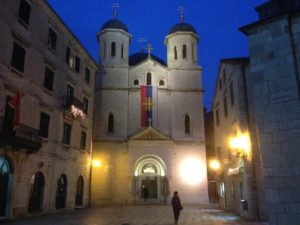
0, 116, 42, 154
62, 96, 85, 119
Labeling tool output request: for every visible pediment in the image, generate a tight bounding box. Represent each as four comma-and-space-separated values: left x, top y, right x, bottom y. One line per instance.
130, 127, 170, 140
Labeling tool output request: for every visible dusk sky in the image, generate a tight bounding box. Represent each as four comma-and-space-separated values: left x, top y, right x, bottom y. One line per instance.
48, 0, 266, 109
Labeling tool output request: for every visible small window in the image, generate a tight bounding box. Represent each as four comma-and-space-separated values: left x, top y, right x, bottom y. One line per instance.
48, 28, 57, 50
192, 44, 195, 62
63, 123, 71, 145
223, 96, 228, 118
44, 67, 54, 92
223, 69, 226, 83
38, 112, 50, 138
230, 82, 235, 106
133, 79, 139, 86
111, 42, 116, 57
80, 131, 87, 150
215, 109, 220, 126
83, 97, 88, 114
184, 115, 190, 134
219, 79, 222, 90
18, 0, 31, 25
85, 67, 90, 83
75, 56, 80, 73
146, 73, 151, 85
182, 44, 187, 59
108, 113, 114, 134
159, 80, 165, 86
66, 47, 74, 68
11, 42, 26, 72
121, 44, 124, 59
174, 46, 177, 60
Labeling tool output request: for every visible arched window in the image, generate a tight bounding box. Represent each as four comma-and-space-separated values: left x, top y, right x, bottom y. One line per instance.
111, 42, 116, 57
159, 80, 165, 86
121, 44, 124, 59
185, 115, 190, 134
0, 156, 12, 217
192, 44, 195, 62
147, 73, 151, 85
108, 113, 114, 133
133, 79, 139, 86
182, 44, 187, 59
174, 46, 177, 60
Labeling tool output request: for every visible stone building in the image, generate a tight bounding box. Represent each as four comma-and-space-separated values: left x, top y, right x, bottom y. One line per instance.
0, 0, 97, 219
240, 0, 300, 224
92, 16, 208, 205
212, 57, 268, 220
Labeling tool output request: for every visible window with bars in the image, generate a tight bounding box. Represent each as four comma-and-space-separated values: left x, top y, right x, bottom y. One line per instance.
43, 67, 54, 92
38, 112, 50, 138
11, 42, 26, 72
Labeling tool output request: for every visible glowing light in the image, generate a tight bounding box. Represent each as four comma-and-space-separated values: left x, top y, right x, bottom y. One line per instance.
180, 158, 205, 185
70, 105, 85, 118
229, 132, 251, 158
209, 159, 220, 171
92, 160, 101, 167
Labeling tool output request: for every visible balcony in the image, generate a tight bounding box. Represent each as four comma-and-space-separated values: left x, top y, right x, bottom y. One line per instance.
62, 96, 85, 119
0, 116, 42, 154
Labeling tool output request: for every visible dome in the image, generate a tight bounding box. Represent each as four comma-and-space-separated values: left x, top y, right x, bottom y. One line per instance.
101, 19, 129, 32
129, 52, 166, 66
168, 22, 197, 35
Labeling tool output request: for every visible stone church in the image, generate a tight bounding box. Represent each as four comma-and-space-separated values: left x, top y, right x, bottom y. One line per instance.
92, 15, 209, 205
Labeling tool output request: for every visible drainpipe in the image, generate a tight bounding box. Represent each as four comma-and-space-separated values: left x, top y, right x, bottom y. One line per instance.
241, 63, 260, 221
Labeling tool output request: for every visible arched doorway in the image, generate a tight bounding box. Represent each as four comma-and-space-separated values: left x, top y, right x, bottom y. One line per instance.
133, 155, 168, 203
0, 156, 13, 217
55, 174, 67, 209
75, 176, 84, 207
28, 172, 45, 213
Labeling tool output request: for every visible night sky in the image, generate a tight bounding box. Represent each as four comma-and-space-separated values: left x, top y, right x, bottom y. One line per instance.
48, 0, 266, 109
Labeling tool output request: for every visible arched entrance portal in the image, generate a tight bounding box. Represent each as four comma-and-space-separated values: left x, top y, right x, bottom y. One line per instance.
28, 172, 45, 213
133, 155, 168, 204
75, 176, 84, 207
0, 156, 13, 217
55, 174, 67, 209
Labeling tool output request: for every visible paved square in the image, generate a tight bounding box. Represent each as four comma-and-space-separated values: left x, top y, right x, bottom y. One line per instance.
5, 205, 268, 225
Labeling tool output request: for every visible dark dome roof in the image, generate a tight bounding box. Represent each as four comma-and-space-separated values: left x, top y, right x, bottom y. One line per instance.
169, 22, 197, 35
101, 19, 129, 32
129, 52, 166, 66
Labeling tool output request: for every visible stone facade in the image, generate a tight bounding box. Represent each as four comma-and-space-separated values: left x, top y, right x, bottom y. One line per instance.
240, 0, 300, 224
212, 58, 261, 219
92, 18, 208, 205
0, 0, 97, 219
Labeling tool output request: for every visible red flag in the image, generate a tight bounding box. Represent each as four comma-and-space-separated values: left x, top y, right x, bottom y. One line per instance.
8, 92, 21, 130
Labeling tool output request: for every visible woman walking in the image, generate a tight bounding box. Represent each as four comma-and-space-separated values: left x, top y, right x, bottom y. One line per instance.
171, 191, 183, 225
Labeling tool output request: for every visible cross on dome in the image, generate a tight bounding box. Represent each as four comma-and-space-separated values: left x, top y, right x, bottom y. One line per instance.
112, 2, 120, 18
146, 44, 153, 58
177, 6, 185, 22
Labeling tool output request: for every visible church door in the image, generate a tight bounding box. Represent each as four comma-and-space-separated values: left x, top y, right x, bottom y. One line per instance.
28, 172, 45, 213
0, 156, 12, 217
55, 174, 67, 209
75, 176, 84, 206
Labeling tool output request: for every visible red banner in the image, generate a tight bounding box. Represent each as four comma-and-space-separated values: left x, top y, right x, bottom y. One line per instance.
8, 92, 21, 130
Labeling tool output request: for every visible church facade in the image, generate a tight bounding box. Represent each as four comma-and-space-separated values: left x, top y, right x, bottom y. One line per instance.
92, 17, 209, 205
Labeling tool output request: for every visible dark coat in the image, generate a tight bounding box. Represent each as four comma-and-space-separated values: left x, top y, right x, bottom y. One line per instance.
171, 196, 183, 214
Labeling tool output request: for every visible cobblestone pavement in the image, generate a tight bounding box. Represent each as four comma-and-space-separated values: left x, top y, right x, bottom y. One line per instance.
5, 205, 268, 225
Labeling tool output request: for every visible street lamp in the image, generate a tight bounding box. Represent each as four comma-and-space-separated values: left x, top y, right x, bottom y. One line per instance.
229, 132, 251, 159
